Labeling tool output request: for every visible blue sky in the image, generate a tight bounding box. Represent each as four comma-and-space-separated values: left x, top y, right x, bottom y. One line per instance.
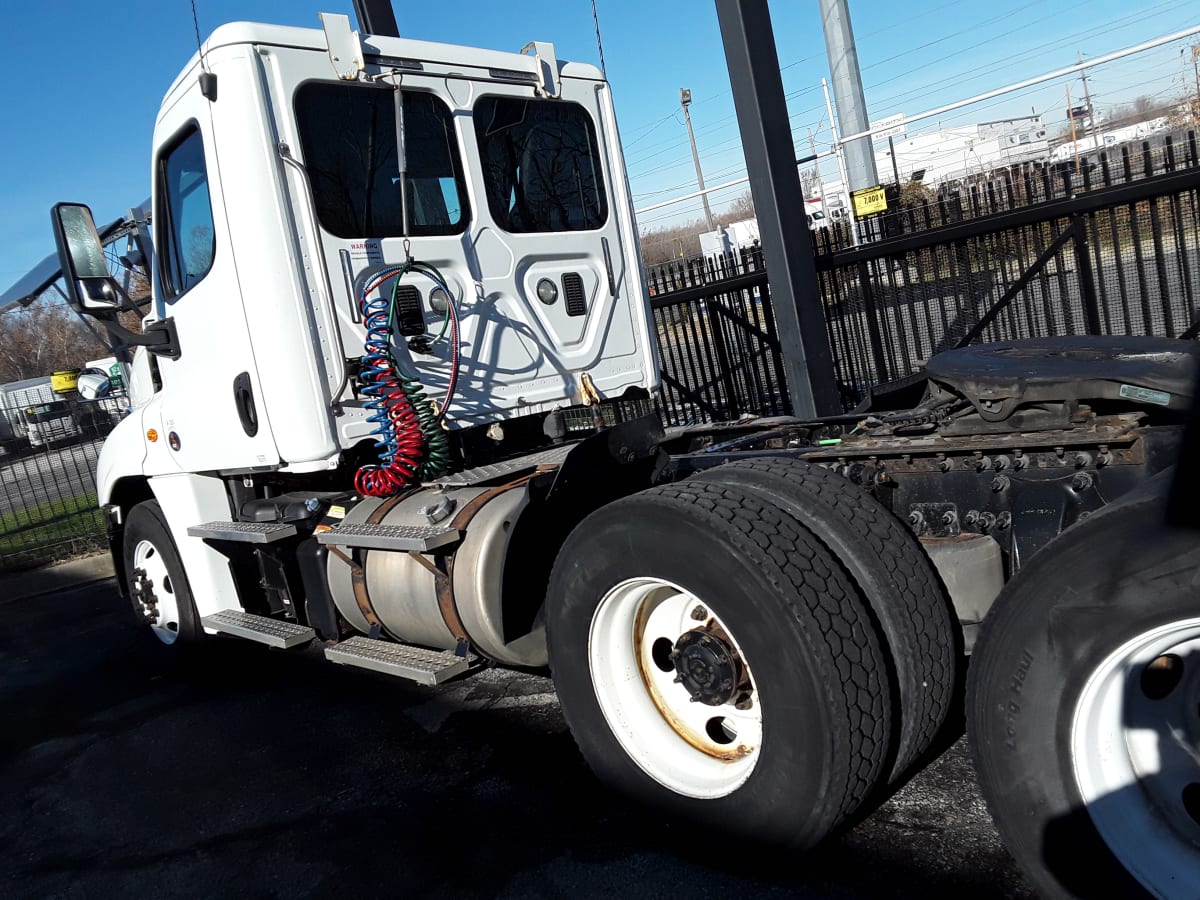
1, 0, 1196, 287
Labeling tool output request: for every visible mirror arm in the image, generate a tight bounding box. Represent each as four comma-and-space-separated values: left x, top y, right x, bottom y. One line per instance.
98, 316, 181, 361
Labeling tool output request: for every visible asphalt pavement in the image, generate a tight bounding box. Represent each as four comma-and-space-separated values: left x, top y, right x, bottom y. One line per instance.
1, 579, 1034, 899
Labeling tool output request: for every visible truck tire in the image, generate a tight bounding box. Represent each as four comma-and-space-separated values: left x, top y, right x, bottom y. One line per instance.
696, 458, 959, 782
122, 500, 202, 646
969, 479, 1200, 899
546, 480, 893, 849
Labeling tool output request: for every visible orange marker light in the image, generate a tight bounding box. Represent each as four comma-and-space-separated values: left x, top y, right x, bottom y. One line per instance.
146, 429, 158, 442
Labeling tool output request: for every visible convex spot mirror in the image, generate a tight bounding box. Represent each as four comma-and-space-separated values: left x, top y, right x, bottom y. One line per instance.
51, 203, 121, 312
77, 370, 111, 401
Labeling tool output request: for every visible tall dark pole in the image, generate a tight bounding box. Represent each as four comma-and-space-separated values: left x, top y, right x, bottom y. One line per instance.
351, 0, 399, 37
715, 0, 839, 417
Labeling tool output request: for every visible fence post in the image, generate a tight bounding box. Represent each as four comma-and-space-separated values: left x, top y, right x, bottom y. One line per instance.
1070, 212, 1103, 335
857, 260, 891, 383
704, 298, 742, 418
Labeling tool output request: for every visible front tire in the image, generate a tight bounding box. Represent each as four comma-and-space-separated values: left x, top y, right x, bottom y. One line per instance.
969, 479, 1200, 899
123, 500, 201, 646
547, 480, 893, 849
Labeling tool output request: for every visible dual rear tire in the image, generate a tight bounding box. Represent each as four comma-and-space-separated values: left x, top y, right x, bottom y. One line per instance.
546, 460, 958, 848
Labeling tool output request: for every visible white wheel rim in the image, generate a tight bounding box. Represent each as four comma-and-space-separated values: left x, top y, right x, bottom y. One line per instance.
1071, 617, 1200, 895
132, 538, 181, 645
588, 576, 762, 799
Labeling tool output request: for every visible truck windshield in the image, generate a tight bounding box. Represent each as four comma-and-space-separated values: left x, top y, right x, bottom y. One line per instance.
473, 96, 608, 233
294, 83, 468, 239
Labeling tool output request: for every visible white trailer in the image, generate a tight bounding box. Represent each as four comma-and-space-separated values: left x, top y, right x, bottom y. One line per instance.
46, 4, 1198, 888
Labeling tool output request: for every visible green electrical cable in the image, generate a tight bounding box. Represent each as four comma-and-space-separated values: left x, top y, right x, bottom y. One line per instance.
386, 268, 452, 479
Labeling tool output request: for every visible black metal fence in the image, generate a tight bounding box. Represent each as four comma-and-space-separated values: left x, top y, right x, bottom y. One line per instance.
647, 129, 1200, 421
0, 388, 126, 571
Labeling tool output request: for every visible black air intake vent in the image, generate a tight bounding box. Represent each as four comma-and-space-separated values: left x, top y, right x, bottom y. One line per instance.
394, 285, 425, 336
562, 272, 586, 317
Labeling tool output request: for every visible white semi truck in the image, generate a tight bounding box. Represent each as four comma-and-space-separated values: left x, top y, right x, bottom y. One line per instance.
49, 4, 1199, 895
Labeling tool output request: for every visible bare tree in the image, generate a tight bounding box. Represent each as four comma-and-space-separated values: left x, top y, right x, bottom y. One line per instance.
727, 190, 756, 221
0, 295, 109, 383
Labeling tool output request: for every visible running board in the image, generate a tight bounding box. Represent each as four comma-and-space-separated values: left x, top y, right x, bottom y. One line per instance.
201, 609, 315, 649
324, 636, 479, 685
316, 522, 460, 552
189, 521, 297, 543
432, 444, 574, 487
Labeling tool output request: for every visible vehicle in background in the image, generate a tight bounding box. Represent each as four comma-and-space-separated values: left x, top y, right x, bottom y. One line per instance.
804, 197, 830, 229
0, 377, 56, 452
699, 218, 761, 267
24, 398, 81, 448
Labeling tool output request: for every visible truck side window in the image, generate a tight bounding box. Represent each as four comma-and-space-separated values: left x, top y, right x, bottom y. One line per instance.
294, 83, 468, 239
158, 127, 216, 298
473, 97, 608, 233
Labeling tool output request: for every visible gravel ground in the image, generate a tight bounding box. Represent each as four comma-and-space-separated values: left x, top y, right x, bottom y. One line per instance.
0, 580, 1034, 899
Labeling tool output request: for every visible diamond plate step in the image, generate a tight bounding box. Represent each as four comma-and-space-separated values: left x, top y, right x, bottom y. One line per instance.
432, 444, 575, 487
324, 636, 478, 685
188, 521, 297, 543
201, 609, 315, 648
316, 522, 460, 551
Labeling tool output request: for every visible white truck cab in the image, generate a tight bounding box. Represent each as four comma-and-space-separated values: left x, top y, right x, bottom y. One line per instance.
54, 11, 661, 670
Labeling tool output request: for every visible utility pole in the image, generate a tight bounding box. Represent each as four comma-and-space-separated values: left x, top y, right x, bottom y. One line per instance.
680, 89, 715, 232
823, 77, 859, 245
1078, 52, 1098, 151
1066, 83, 1081, 177
1192, 44, 1200, 127
807, 128, 827, 216
818, 0, 880, 194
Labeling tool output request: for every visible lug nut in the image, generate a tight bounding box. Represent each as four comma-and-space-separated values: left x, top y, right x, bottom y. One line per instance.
691, 606, 708, 621
1071, 472, 1094, 492
991, 474, 1010, 493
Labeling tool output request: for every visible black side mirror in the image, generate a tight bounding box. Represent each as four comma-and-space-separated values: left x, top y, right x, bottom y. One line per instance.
51, 203, 122, 313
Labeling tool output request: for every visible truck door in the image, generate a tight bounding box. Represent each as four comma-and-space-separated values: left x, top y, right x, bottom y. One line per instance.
149, 90, 279, 472
462, 76, 645, 414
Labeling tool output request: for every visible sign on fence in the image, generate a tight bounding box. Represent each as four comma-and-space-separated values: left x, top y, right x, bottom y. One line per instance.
851, 185, 888, 217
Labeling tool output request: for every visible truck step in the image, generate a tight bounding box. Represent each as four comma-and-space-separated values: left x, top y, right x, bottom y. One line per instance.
188, 521, 298, 543
324, 636, 479, 685
433, 444, 574, 487
316, 522, 460, 552
201, 609, 315, 648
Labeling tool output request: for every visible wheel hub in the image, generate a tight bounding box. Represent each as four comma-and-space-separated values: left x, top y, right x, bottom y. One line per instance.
129, 566, 158, 624
671, 629, 740, 706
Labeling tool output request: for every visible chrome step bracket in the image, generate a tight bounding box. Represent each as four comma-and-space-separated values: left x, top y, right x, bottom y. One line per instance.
431, 444, 575, 487
201, 609, 315, 649
324, 636, 479, 685
316, 523, 460, 552
188, 521, 298, 543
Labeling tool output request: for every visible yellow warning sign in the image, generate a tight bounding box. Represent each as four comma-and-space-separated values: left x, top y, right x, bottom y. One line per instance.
851, 185, 888, 217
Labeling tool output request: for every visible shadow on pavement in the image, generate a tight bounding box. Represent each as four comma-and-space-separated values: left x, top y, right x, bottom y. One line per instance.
0, 583, 1029, 899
